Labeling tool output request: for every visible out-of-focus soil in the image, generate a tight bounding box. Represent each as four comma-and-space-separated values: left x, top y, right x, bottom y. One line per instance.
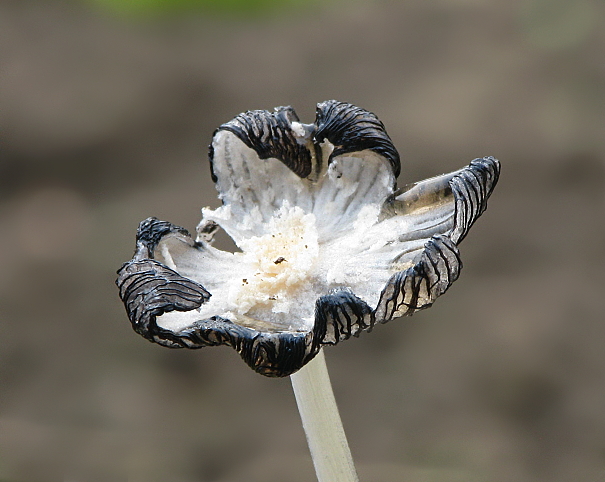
1, 1, 604, 481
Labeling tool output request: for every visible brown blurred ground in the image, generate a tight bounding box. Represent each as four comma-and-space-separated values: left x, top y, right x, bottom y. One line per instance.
1, 0, 605, 481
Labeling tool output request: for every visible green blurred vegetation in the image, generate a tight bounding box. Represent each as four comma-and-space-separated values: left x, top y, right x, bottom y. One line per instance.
86, 0, 320, 17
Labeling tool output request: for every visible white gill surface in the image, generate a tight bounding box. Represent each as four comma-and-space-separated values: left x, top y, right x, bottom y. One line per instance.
155, 140, 460, 334
155, 198, 454, 334
206, 132, 395, 245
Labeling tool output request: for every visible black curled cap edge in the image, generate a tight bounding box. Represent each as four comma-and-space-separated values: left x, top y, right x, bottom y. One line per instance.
374, 156, 500, 321
134, 217, 191, 258
117, 157, 499, 377
209, 101, 400, 185
211, 105, 313, 181
117, 218, 211, 347
314, 100, 401, 179
449, 156, 500, 244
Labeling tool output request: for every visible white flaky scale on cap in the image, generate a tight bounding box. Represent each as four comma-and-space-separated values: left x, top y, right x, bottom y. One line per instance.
229, 203, 320, 317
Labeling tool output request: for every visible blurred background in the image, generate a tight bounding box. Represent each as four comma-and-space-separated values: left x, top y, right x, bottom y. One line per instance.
1, 0, 604, 480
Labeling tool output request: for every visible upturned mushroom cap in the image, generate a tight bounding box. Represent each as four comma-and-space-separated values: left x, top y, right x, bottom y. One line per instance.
117, 100, 500, 377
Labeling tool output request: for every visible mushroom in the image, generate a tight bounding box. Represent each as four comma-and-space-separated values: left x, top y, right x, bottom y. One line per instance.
117, 100, 500, 481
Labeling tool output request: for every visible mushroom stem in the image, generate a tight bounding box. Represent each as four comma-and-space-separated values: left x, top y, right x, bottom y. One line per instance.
290, 349, 359, 482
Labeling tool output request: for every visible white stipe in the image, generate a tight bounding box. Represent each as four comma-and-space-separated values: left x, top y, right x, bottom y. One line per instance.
290, 349, 359, 482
